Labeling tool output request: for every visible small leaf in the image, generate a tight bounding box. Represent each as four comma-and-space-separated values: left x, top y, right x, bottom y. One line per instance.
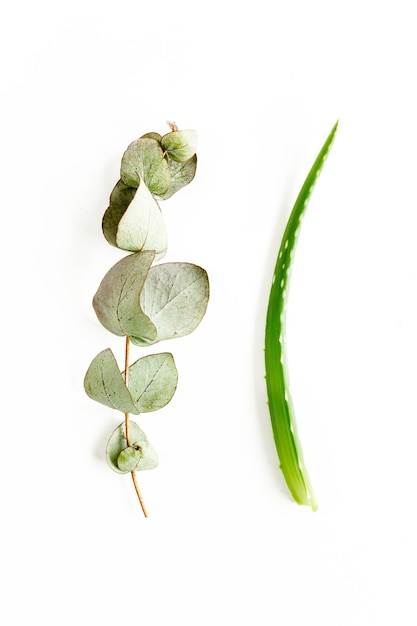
102, 180, 136, 248
117, 445, 141, 472
84, 348, 139, 414
93, 250, 157, 343
140, 131, 162, 142
161, 130, 197, 162
156, 155, 197, 200
132, 262, 209, 346
106, 421, 158, 474
114, 178, 167, 259
128, 352, 178, 412
120, 137, 171, 195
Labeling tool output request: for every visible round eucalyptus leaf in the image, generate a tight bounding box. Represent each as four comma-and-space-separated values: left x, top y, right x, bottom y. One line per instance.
93, 250, 157, 343
84, 348, 139, 415
117, 445, 141, 473
127, 352, 178, 412
134, 262, 209, 345
134, 440, 159, 471
120, 137, 170, 195
161, 130, 197, 162
140, 132, 162, 142
106, 421, 158, 474
115, 178, 167, 260
102, 180, 136, 248
156, 155, 197, 200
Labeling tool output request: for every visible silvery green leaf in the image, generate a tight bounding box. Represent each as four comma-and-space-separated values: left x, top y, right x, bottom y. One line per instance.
84, 348, 139, 414
156, 155, 197, 200
113, 178, 167, 260
102, 180, 136, 248
120, 137, 170, 195
131, 262, 209, 346
106, 421, 158, 474
93, 250, 157, 343
161, 130, 197, 162
117, 445, 141, 472
140, 131, 162, 142
127, 352, 178, 412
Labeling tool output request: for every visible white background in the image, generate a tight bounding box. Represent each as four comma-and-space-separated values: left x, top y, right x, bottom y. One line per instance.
2, 1, 417, 624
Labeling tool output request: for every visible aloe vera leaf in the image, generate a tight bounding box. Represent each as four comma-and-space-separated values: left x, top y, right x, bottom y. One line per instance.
265, 121, 338, 511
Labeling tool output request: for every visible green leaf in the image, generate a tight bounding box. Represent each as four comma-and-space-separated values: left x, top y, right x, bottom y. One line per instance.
120, 137, 171, 195
113, 179, 167, 259
106, 421, 158, 474
132, 262, 209, 346
156, 155, 197, 200
117, 445, 141, 472
140, 131, 162, 142
161, 130, 197, 162
127, 352, 178, 412
102, 180, 136, 248
265, 120, 339, 512
84, 348, 139, 414
92, 250, 157, 343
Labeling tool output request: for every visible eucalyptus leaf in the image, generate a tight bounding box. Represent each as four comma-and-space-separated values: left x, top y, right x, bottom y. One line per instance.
114, 178, 167, 259
93, 250, 157, 343
156, 155, 197, 200
140, 132, 162, 142
102, 180, 136, 248
117, 445, 141, 472
120, 137, 171, 195
161, 130, 197, 162
84, 348, 139, 414
132, 262, 209, 345
127, 352, 178, 412
106, 421, 158, 474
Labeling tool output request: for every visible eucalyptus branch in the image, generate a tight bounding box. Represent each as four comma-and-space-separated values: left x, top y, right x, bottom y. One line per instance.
84, 123, 209, 514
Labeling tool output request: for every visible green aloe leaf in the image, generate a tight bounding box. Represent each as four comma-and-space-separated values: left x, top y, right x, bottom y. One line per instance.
93, 250, 157, 343
156, 155, 197, 200
84, 348, 139, 414
120, 137, 171, 195
161, 130, 197, 162
127, 352, 178, 412
131, 262, 209, 346
106, 421, 158, 474
265, 121, 339, 512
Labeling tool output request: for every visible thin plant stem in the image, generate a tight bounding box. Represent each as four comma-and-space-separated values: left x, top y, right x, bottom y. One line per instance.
124, 334, 148, 517
124, 335, 131, 445
131, 470, 148, 517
